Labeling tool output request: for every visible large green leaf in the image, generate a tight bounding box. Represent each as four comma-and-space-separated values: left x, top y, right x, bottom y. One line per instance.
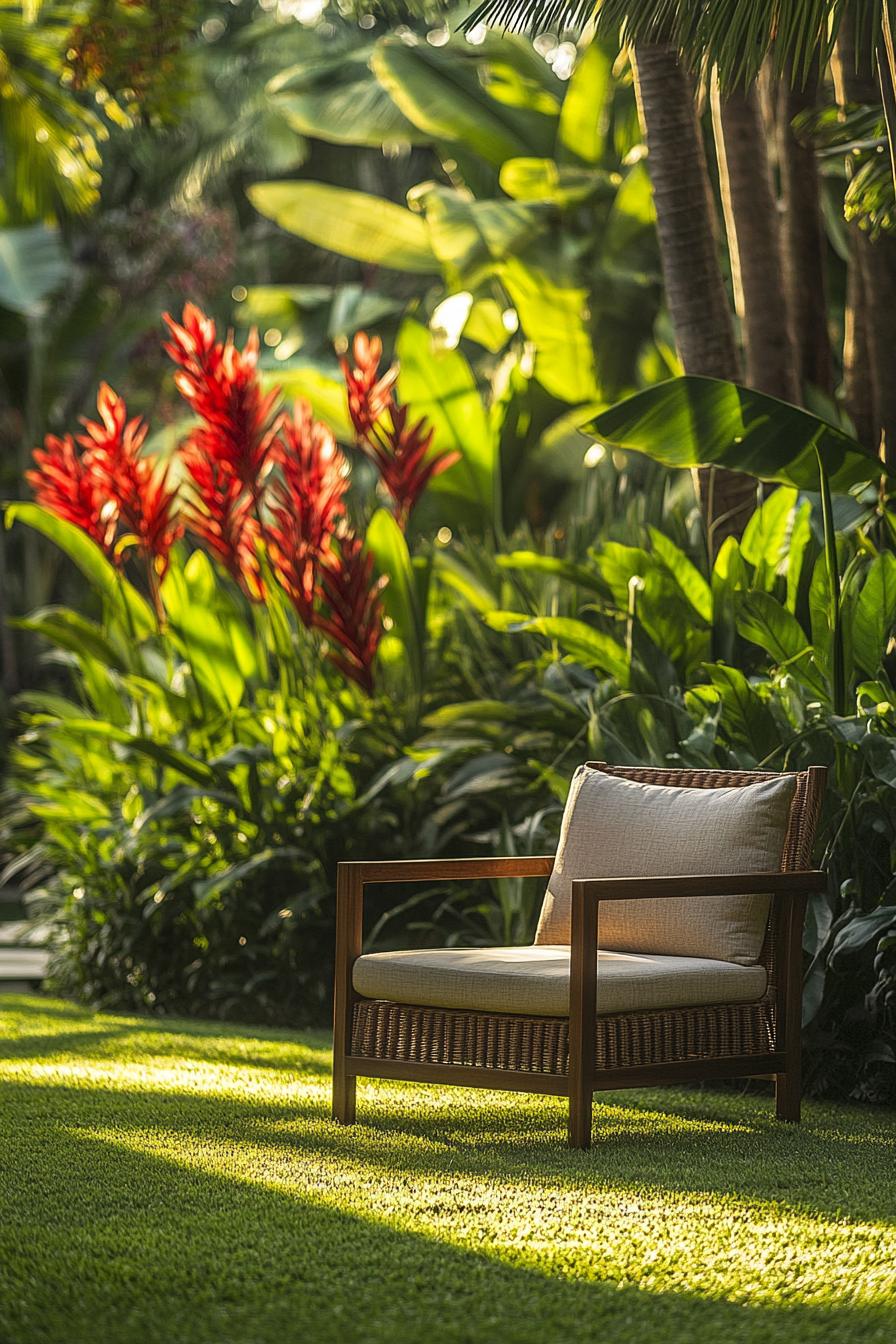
601, 160, 656, 263
268, 49, 423, 147
585, 376, 886, 491
160, 551, 248, 712
396, 319, 495, 523
648, 528, 712, 623
556, 38, 613, 166
0, 224, 70, 316
498, 158, 609, 206
13, 606, 128, 671
690, 663, 780, 762
365, 507, 424, 692
413, 183, 546, 281
484, 611, 629, 682
371, 36, 556, 167
247, 181, 437, 274
5, 503, 155, 640
498, 257, 599, 403
852, 552, 896, 677
736, 590, 828, 699
496, 551, 605, 592
740, 485, 801, 589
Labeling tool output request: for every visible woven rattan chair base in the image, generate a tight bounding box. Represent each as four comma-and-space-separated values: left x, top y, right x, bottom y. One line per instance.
351, 996, 777, 1076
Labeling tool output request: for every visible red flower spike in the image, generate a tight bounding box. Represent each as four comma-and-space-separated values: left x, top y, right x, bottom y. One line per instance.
163, 304, 281, 495
317, 530, 385, 694
341, 330, 460, 526
181, 444, 264, 601
367, 403, 460, 529
268, 401, 349, 624
78, 382, 183, 580
26, 433, 116, 555
340, 332, 397, 437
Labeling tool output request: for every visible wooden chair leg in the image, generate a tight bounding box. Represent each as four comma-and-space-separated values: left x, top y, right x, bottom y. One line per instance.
332, 1067, 356, 1125
332, 862, 362, 1127
568, 1084, 593, 1149
567, 881, 598, 1149
775, 1068, 801, 1123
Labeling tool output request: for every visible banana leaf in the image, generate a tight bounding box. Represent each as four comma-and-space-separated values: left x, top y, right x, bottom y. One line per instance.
584, 376, 886, 491
247, 181, 438, 275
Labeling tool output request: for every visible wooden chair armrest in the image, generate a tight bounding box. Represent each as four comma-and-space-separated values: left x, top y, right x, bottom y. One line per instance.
570, 870, 826, 904
337, 856, 554, 887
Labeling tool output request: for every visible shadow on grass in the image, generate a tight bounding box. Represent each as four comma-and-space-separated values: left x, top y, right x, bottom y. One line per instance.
0, 997, 331, 1074
0, 1087, 892, 1344
4, 1067, 895, 1230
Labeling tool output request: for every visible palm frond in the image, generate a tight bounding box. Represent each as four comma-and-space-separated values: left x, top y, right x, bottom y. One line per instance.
454, 1, 884, 95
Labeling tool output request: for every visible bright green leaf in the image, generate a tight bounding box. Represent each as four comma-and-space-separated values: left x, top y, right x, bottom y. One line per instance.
247, 181, 437, 274
586, 376, 886, 492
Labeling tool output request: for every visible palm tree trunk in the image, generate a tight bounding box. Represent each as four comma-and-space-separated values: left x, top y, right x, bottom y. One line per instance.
774, 69, 834, 397
632, 43, 756, 552
711, 81, 799, 402
833, 18, 896, 468
843, 245, 876, 449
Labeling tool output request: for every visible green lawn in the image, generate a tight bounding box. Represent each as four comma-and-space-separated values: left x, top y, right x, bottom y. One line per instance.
1, 996, 894, 1344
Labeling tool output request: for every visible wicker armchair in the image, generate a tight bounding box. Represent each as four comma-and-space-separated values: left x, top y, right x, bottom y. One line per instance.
333, 764, 827, 1148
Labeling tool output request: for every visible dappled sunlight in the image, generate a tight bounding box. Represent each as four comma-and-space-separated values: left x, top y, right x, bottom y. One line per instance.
3, 998, 895, 1344
69, 1115, 895, 1314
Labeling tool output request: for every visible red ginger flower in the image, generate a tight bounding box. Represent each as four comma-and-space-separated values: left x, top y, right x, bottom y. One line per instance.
268, 401, 349, 625
26, 433, 116, 554
317, 530, 385, 694
163, 303, 281, 494
341, 332, 397, 436
340, 331, 459, 527
27, 384, 182, 586
78, 382, 182, 578
179, 444, 264, 601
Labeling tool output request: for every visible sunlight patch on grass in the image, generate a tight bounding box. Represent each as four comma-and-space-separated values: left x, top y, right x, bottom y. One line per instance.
2, 995, 895, 1344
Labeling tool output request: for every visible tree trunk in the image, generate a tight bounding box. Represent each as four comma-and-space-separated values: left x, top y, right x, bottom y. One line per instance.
712, 81, 800, 402
632, 43, 756, 553
843, 244, 876, 449
833, 19, 896, 468
774, 70, 834, 397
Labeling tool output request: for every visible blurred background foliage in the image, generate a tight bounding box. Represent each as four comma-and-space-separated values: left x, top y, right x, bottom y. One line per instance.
0, 0, 894, 1104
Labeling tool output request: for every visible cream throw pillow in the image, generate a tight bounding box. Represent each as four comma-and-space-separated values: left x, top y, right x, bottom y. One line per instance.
535, 766, 797, 965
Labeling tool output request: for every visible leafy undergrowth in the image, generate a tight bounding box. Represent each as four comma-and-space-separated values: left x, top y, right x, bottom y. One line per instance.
1, 996, 894, 1344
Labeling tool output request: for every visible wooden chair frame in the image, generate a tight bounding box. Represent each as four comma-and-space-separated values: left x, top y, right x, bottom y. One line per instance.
333, 765, 827, 1148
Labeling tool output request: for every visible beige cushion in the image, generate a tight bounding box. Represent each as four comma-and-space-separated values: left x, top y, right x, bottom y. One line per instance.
535, 767, 797, 964
353, 944, 767, 1017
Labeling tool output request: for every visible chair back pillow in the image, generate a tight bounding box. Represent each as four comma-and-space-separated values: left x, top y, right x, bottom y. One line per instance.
535, 766, 797, 964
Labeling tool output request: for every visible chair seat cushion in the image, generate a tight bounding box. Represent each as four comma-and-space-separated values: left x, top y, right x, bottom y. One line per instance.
352, 944, 768, 1018
536, 766, 797, 964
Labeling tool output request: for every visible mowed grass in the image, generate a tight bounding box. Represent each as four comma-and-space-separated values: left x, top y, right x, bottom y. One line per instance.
0, 996, 894, 1344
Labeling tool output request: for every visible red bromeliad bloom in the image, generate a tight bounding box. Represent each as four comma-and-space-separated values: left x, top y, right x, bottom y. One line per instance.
268, 401, 350, 625
317, 530, 385, 694
79, 383, 183, 578
341, 332, 397, 436
28, 384, 182, 585
180, 444, 264, 600
26, 433, 116, 554
162, 303, 281, 495
340, 331, 459, 526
